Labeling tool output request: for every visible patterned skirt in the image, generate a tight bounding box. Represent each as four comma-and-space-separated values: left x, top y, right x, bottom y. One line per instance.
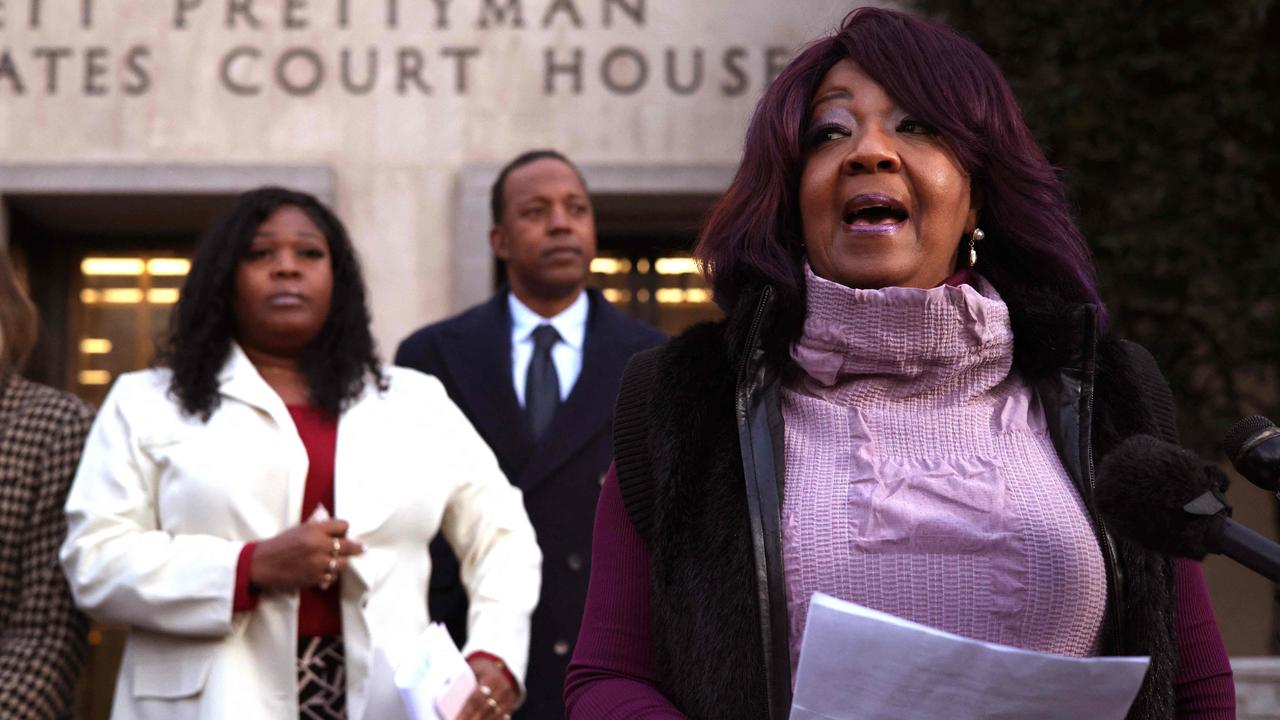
298, 635, 346, 720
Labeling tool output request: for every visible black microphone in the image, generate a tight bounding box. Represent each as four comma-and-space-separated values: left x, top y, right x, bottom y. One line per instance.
1096, 434, 1280, 583
1223, 415, 1280, 495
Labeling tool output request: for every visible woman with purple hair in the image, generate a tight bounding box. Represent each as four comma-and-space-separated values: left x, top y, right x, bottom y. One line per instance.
565, 7, 1234, 720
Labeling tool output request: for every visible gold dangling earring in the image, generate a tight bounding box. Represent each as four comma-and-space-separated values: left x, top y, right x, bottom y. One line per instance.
968, 227, 985, 268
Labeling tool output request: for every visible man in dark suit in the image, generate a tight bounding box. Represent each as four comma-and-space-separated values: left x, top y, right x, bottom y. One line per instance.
395, 149, 665, 719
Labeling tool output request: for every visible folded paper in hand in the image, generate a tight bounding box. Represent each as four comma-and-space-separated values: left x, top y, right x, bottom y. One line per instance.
790, 593, 1150, 720
363, 624, 477, 720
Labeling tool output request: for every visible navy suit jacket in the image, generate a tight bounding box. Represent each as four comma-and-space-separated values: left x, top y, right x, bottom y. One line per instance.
394, 288, 665, 719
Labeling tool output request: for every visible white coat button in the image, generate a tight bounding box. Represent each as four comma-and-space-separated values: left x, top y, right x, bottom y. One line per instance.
567, 553, 584, 571
553, 640, 570, 656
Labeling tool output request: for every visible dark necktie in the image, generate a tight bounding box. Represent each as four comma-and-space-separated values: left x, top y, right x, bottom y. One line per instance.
525, 325, 561, 440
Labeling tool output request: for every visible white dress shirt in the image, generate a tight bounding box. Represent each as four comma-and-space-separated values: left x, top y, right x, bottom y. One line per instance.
509, 290, 587, 408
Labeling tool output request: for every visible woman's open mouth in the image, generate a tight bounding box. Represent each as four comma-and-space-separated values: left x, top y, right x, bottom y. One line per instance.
841, 193, 908, 233
266, 292, 306, 307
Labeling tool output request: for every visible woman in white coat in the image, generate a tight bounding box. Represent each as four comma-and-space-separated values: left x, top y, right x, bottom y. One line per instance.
61, 187, 541, 720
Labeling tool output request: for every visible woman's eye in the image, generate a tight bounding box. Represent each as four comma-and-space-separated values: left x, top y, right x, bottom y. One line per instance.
243, 248, 270, 261
899, 118, 939, 136
808, 124, 848, 146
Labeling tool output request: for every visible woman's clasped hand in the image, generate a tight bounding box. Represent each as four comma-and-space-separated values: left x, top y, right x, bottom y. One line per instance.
249, 519, 364, 592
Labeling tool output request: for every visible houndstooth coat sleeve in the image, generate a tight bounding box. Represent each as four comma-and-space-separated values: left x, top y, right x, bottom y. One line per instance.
0, 374, 93, 719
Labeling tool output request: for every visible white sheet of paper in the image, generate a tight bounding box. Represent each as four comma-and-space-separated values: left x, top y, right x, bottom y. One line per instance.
395, 624, 475, 720
363, 647, 414, 720
790, 593, 1150, 720
361, 624, 476, 720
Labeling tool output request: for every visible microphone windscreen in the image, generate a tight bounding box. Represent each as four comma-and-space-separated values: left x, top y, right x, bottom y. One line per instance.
1223, 415, 1280, 492
1223, 415, 1275, 462
1095, 434, 1229, 559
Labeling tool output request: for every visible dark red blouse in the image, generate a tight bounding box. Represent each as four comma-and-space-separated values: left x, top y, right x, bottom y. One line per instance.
233, 406, 342, 638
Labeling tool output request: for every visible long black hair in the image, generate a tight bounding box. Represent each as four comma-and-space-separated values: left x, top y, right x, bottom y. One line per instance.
157, 186, 386, 420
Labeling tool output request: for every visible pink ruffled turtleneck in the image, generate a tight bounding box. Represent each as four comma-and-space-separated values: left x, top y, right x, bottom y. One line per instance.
781, 265, 1109, 678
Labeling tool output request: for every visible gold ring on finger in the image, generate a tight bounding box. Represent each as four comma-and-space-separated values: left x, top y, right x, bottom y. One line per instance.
486, 697, 499, 711
478, 684, 492, 696
319, 571, 334, 590
331, 537, 342, 556
327, 556, 338, 574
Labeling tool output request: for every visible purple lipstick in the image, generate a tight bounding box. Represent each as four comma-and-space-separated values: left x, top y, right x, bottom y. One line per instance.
841, 193, 909, 234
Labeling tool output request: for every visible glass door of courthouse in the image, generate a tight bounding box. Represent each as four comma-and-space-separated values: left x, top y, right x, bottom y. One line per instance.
5, 193, 230, 399
71, 254, 190, 406
589, 192, 723, 334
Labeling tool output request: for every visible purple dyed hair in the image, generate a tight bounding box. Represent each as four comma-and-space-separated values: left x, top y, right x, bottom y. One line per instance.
696, 7, 1105, 331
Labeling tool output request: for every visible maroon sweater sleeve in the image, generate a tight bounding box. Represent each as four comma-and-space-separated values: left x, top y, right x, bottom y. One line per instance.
232, 542, 260, 613
1172, 559, 1235, 718
564, 465, 686, 719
